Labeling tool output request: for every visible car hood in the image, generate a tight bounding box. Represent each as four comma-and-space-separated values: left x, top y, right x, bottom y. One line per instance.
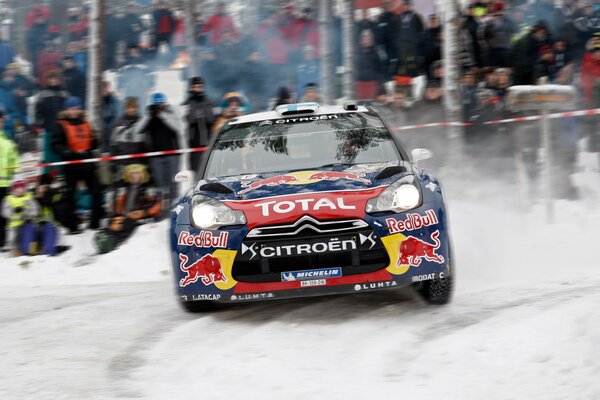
194, 162, 412, 201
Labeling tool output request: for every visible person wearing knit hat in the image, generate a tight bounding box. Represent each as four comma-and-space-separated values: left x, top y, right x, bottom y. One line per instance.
110, 97, 146, 170
94, 164, 162, 254
1, 180, 39, 256
51, 93, 103, 233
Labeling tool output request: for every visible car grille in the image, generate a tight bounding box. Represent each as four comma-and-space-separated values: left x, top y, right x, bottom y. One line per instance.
233, 217, 389, 283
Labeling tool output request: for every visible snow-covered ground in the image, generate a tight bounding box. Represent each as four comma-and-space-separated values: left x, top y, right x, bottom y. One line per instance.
1, 70, 599, 399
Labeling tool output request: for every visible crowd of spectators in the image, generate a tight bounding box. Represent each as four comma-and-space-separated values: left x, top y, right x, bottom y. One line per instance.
1, 0, 600, 256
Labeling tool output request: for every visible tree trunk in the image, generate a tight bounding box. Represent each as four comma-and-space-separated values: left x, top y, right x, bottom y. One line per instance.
440, 0, 464, 170
87, 0, 105, 132
341, 0, 356, 100
184, 0, 199, 78
319, 0, 334, 105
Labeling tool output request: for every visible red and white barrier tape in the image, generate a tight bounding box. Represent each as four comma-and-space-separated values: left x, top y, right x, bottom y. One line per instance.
3, 147, 208, 171
395, 107, 600, 131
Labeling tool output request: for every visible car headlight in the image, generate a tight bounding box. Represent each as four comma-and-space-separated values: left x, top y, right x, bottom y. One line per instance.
190, 195, 246, 230
365, 175, 422, 213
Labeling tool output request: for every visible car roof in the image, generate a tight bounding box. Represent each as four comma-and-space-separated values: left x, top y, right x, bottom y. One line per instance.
228, 104, 371, 125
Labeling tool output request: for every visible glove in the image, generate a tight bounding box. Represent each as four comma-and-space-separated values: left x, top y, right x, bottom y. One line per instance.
127, 210, 145, 220
14, 207, 23, 214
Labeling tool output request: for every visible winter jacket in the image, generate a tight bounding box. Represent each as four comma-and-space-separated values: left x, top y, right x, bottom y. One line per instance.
356, 46, 384, 82
483, 16, 518, 50
0, 130, 18, 189
202, 13, 238, 45
34, 87, 69, 132
121, 13, 144, 46
183, 93, 215, 148
135, 106, 181, 153
51, 115, 97, 161
36, 50, 63, 87
110, 115, 145, 157
1, 192, 39, 229
62, 67, 87, 106
397, 11, 424, 44
153, 9, 175, 35
0, 40, 14, 70
100, 94, 120, 153
581, 53, 600, 103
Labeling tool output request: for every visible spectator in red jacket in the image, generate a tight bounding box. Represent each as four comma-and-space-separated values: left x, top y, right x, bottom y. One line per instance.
152, 1, 175, 50
36, 42, 63, 87
25, 5, 50, 30
201, 2, 238, 46
581, 44, 600, 104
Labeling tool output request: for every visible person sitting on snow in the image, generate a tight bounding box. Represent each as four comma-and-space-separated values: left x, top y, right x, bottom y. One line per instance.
34, 172, 70, 256
94, 164, 162, 254
1, 180, 39, 257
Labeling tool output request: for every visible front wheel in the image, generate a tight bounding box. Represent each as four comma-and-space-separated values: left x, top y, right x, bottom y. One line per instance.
415, 274, 454, 305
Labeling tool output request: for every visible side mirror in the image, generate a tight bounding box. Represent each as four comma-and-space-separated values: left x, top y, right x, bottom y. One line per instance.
411, 148, 432, 165
174, 170, 195, 183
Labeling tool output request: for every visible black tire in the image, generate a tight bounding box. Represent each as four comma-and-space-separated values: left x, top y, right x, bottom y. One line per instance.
179, 299, 217, 313
416, 274, 454, 305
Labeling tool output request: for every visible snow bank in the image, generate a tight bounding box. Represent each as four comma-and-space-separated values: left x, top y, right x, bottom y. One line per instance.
0, 222, 171, 287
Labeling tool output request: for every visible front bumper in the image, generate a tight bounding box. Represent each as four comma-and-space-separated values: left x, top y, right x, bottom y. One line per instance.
170, 202, 451, 304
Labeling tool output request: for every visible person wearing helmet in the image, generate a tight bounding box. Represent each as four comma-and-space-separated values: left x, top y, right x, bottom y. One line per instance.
51, 96, 103, 233
133, 92, 182, 214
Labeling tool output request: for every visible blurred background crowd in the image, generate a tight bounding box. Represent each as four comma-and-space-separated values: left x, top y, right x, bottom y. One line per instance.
0, 0, 599, 256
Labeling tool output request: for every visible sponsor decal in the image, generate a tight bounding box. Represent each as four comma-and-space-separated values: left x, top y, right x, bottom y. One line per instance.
238, 170, 370, 195
281, 267, 342, 282
301, 279, 327, 287
242, 239, 356, 260
354, 281, 398, 291
359, 232, 377, 250
178, 231, 229, 248
179, 253, 228, 287
396, 230, 445, 268
274, 114, 339, 124
256, 197, 356, 217
173, 204, 184, 215
386, 210, 439, 234
230, 293, 275, 301
181, 294, 222, 301
425, 182, 437, 192
411, 272, 444, 283
259, 120, 273, 126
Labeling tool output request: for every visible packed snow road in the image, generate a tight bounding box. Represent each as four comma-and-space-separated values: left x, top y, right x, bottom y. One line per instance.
1, 275, 599, 400
1, 196, 600, 400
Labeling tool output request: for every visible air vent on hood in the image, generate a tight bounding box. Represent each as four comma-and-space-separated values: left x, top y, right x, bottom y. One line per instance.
199, 183, 233, 194
375, 166, 407, 180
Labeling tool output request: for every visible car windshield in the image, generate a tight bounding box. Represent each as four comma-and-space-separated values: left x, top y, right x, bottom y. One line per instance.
204, 111, 402, 178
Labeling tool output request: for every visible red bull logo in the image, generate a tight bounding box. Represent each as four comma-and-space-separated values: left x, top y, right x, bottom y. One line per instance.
396, 230, 445, 268
386, 210, 439, 234
237, 170, 370, 195
179, 253, 227, 287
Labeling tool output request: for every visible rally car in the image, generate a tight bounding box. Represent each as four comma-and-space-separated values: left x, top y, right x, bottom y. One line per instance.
170, 102, 454, 312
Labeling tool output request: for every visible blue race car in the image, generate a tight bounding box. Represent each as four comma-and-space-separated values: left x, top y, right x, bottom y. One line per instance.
170, 103, 454, 312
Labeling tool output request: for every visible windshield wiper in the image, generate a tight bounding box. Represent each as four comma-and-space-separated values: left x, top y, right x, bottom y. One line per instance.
313, 162, 355, 169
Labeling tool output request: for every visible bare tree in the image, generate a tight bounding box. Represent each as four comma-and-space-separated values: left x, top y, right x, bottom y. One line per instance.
319, 0, 334, 105
86, 0, 105, 132
184, 0, 199, 78
341, 0, 355, 100
440, 0, 464, 168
